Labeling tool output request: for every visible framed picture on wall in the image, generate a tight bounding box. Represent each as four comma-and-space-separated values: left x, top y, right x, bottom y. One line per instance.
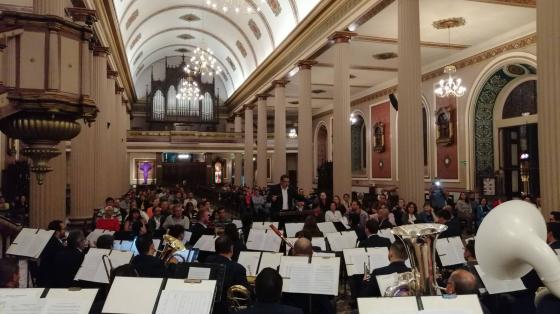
482, 177, 496, 196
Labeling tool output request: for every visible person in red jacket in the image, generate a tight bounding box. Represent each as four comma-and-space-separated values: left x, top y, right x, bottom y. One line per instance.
95, 206, 121, 231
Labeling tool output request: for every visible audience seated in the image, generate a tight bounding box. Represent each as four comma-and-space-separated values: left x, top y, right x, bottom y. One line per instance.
190, 208, 213, 245
95, 206, 121, 232
162, 204, 190, 230
53, 230, 86, 288
360, 241, 410, 297
147, 206, 165, 234
301, 215, 324, 238
131, 235, 165, 278
324, 201, 343, 223
0, 258, 19, 288
123, 209, 148, 236
418, 203, 435, 223
401, 202, 419, 225
375, 206, 394, 230
38, 219, 66, 287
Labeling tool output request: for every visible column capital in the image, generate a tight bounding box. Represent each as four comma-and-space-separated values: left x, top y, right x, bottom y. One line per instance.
256, 93, 271, 100
272, 79, 289, 88
93, 45, 110, 57
328, 31, 357, 44
243, 104, 255, 111
115, 85, 124, 94
65, 7, 98, 26
234, 112, 243, 118
297, 60, 317, 70
107, 69, 118, 79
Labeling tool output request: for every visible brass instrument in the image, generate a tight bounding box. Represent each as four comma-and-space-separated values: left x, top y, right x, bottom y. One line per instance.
227, 284, 251, 312
160, 234, 187, 264
384, 223, 448, 297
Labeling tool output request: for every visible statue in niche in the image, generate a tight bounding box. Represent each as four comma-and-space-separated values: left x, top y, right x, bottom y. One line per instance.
138, 161, 153, 185
436, 106, 454, 146
373, 122, 385, 153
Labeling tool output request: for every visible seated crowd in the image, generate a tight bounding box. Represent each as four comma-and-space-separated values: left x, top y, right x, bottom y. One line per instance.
1, 179, 558, 314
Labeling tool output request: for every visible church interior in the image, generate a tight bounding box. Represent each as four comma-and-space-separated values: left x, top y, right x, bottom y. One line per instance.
0, 0, 559, 313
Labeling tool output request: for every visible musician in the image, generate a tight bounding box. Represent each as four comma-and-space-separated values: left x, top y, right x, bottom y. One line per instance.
360, 241, 410, 297
239, 268, 303, 314
268, 174, 297, 219
190, 208, 213, 246
205, 236, 249, 314
96, 234, 115, 249
546, 222, 560, 250
38, 219, 66, 287
131, 235, 166, 278
358, 220, 391, 249
224, 223, 246, 261
446, 269, 491, 314
436, 210, 461, 238
282, 238, 334, 314
0, 258, 19, 288
301, 215, 324, 238
53, 230, 86, 288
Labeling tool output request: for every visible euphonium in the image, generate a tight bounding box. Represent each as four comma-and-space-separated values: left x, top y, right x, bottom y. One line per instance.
160, 234, 187, 264
227, 284, 251, 312
385, 223, 448, 296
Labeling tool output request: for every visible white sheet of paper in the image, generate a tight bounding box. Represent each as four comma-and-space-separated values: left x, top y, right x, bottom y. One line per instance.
317, 222, 338, 235
311, 237, 327, 251
0, 288, 44, 299
102, 277, 163, 314
313, 252, 336, 257
45, 289, 98, 314
436, 237, 466, 266
251, 222, 279, 230
376, 273, 400, 297
193, 235, 216, 252
284, 223, 304, 238
326, 231, 358, 252
86, 229, 114, 247
232, 219, 243, 229
155, 290, 213, 314
357, 296, 418, 313
7, 228, 54, 258
1, 298, 46, 314
421, 295, 483, 314
366, 247, 391, 270
164, 279, 216, 292
258, 252, 283, 273
188, 267, 211, 280
246, 229, 281, 252
343, 248, 367, 275
237, 252, 261, 276
378, 229, 396, 243
74, 248, 133, 284
183, 231, 193, 244
279, 256, 340, 295
474, 265, 526, 294
420, 310, 470, 314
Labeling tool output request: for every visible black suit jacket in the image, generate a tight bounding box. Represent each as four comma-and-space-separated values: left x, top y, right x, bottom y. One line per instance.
282, 293, 334, 314
205, 254, 249, 314
131, 254, 166, 278
189, 222, 212, 245
361, 261, 410, 297
239, 302, 303, 314
268, 184, 296, 214
358, 235, 391, 249
439, 218, 462, 238
378, 219, 394, 230
52, 247, 84, 288
38, 236, 64, 287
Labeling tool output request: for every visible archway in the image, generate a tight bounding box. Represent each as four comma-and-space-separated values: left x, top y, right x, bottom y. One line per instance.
314, 122, 328, 177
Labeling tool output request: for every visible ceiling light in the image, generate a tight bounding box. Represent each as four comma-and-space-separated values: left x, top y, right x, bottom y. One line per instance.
433, 17, 467, 98
186, 47, 222, 77
207, 0, 264, 15
178, 154, 191, 160
288, 128, 298, 139
176, 76, 204, 101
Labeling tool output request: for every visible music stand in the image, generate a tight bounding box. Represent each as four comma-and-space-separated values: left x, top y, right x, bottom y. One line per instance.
168, 262, 226, 302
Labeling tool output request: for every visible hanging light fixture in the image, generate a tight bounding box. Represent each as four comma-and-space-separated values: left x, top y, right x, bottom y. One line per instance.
186, 47, 222, 77
433, 17, 467, 98
176, 76, 204, 101
288, 128, 298, 139
206, 0, 265, 14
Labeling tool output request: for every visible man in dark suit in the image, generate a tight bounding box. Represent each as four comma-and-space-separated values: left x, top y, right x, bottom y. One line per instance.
268, 174, 297, 220
437, 210, 461, 238
189, 208, 213, 245
131, 235, 166, 278
38, 220, 66, 287
360, 241, 410, 297
359, 219, 391, 249
52, 230, 86, 288
239, 268, 302, 314
546, 222, 560, 250
205, 236, 249, 314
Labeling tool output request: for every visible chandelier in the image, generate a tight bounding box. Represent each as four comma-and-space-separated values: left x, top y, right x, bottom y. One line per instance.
433, 17, 467, 98
206, 0, 264, 14
176, 76, 204, 101
185, 47, 222, 77
434, 65, 466, 98
288, 128, 297, 139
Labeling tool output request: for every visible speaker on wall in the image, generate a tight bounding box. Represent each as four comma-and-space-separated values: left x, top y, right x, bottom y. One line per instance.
389, 93, 398, 111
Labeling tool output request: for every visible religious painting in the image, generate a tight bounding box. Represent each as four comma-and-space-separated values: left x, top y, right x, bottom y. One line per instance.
248, 19, 261, 39
214, 160, 223, 184
135, 159, 156, 185
266, 0, 282, 16
236, 40, 247, 58
125, 9, 138, 30
435, 106, 454, 146
372, 122, 385, 153
226, 56, 236, 71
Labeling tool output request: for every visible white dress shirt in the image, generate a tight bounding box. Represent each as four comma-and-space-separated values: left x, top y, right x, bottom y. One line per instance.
281, 187, 289, 210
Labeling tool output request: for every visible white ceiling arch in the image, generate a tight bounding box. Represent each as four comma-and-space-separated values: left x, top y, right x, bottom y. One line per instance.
112, 0, 320, 99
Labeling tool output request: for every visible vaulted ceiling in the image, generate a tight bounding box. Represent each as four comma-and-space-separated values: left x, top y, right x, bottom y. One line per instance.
112, 0, 321, 99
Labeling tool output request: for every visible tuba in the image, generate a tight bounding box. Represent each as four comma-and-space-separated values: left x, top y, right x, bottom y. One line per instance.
160, 234, 187, 264
227, 284, 251, 312
385, 223, 448, 296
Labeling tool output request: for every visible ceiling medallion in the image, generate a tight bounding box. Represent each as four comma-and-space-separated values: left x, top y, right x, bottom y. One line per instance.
373, 52, 398, 60
206, 0, 265, 14
432, 17, 466, 30
175, 48, 190, 54
180, 14, 200, 22
433, 17, 467, 98
177, 34, 195, 40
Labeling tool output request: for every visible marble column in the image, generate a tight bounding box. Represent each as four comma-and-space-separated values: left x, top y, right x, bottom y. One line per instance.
106, 71, 117, 198
329, 32, 355, 198
234, 114, 243, 186
244, 105, 255, 187
256, 94, 268, 188
537, 0, 560, 216
29, 143, 66, 228
297, 60, 316, 195
33, 0, 65, 17
92, 46, 109, 207
397, 0, 424, 206
272, 80, 288, 183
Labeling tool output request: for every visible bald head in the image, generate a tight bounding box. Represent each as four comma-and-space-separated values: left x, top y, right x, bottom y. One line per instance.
446, 269, 477, 295
293, 238, 313, 257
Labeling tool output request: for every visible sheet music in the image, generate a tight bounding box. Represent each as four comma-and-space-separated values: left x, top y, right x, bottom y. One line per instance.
232, 219, 243, 229
246, 229, 281, 252
0, 298, 45, 314
326, 231, 358, 252
7, 228, 54, 258
421, 295, 483, 314
436, 237, 466, 266
102, 277, 163, 314
164, 278, 216, 292
251, 222, 279, 230
317, 222, 338, 235
279, 256, 340, 295
311, 237, 327, 251
74, 248, 133, 284
193, 235, 216, 252
188, 267, 211, 280
344, 247, 390, 275
0, 288, 44, 299
313, 252, 336, 257
46, 289, 98, 314
155, 280, 216, 314
238, 252, 261, 276
357, 296, 418, 314
474, 265, 526, 294
284, 223, 304, 237
376, 273, 400, 297
378, 229, 396, 243
86, 229, 114, 247
258, 252, 282, 273
183, 231, 193, 244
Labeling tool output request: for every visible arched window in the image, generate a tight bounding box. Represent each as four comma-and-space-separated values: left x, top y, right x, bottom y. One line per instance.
202, 92, 213, 121
502, 80, 537, 119
351, 114, 366, 175
177, 78, 188, 116
167, 86, 176, 116
317, 125, 328, 167
152, 90, 164, 120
